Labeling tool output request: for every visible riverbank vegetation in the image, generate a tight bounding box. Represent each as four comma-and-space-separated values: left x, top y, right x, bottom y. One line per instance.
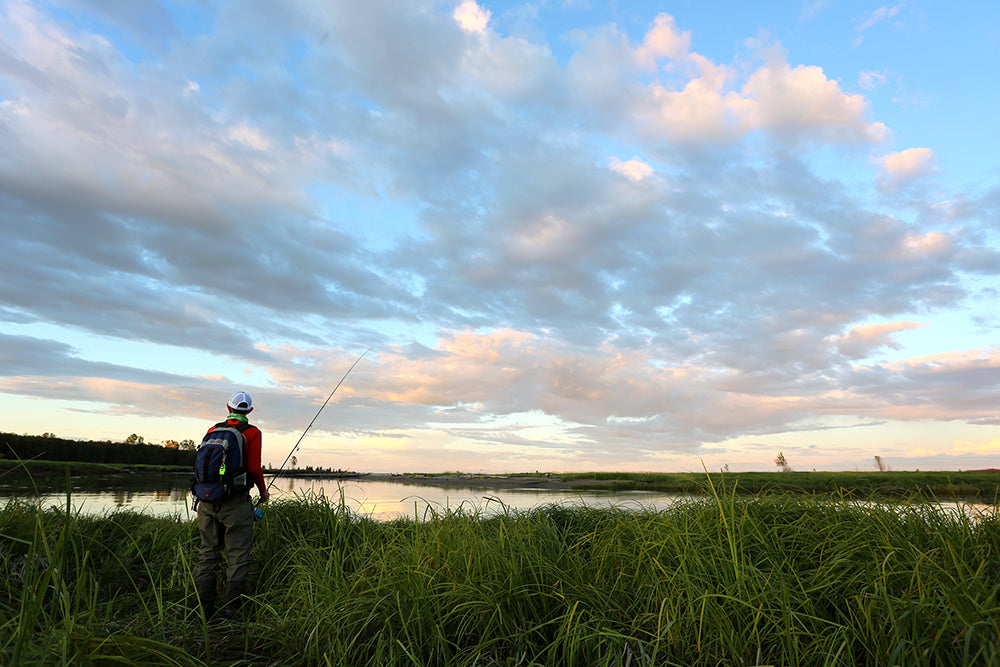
0, 433, 354, 480
559, 469, 1000, 501
2, 484, 998, 666
380, 469, 1000, 502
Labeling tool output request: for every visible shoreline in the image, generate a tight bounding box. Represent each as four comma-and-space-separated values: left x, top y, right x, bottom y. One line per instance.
359, 472, 588, 491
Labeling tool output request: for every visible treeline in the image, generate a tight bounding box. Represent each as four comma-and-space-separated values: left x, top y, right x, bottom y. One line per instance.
0, 432, 195, 468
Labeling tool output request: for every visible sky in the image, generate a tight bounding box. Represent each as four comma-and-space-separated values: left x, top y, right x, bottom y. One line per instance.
2, 0, 999, 474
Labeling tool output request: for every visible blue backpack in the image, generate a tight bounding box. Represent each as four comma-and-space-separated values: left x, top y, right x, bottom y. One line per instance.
191, 422, 250, 506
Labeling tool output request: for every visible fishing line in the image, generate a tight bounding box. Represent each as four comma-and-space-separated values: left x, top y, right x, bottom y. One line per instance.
266, 347, 372, 493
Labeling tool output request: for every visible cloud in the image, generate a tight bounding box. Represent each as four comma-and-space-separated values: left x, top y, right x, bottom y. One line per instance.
61, 0, 181, 44
799, 1, 831, 22
852, 4, 904, 46
1, 2, 998, 469
945, 437, 1000, 457
635, 13, 691, 66
454, 0, 490, 34
739, 60, 888, 143
836, 321, 924, 359
858, 70, 887, 91
877, 147, 937, 189
227, 123, 272, 152
907, 435, 1000, 461
855, 5, 903, 33
568, 16, 886, 146
0, 332, 232, 423
609, 157, 654, 182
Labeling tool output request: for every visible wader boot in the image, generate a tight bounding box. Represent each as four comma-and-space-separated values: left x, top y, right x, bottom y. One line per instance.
194, 575, 217, 620
217, 579, 246, 621
193, 495, 255, 622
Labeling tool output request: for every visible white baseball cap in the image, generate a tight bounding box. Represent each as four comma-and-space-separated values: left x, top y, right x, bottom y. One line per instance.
228, 392, 253, 412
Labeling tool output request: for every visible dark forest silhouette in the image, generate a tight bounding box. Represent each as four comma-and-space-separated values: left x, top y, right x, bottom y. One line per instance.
1, 432, 195, 468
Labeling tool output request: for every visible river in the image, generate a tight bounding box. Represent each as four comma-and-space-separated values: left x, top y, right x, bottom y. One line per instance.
4, 472, 994, 522
3, 473, 696, 522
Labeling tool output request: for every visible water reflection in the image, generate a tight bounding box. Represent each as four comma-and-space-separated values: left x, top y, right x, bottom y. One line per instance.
13, 475, 690, 520
5, 474, 994, 522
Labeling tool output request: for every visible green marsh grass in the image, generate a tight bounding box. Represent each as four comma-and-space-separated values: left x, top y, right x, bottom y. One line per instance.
559, 470, 1000, 500
1, 486, 999, 665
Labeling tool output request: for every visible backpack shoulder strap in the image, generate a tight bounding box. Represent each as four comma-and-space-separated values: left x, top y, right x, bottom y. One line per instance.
212, 422, 250, 469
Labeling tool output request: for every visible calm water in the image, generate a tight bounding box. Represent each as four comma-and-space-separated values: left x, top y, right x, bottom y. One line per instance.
6, 474, 691, 521
5, 474, 993, 522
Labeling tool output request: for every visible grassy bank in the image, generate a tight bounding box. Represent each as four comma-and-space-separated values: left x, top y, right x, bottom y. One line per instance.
0, 459, 190, 476
557, 470, 1000, 500
1, 487, 999, 666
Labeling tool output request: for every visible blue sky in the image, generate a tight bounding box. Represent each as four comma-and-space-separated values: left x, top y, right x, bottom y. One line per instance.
2, 0, 999, 473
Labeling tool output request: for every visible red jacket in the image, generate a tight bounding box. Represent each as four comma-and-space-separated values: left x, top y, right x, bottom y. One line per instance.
207, 415, 266, 497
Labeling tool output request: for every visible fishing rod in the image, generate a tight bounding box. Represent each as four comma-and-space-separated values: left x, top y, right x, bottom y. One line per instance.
266, 347, 371, 493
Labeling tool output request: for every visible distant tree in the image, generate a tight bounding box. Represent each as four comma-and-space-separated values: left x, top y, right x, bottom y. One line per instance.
291, 455, 297, 469
874, 455, 886, 472
162, 439, 179, 449
179, 439, 196, 451
41, 432, 56, 438
125, 434, 144, 445
0, 431, 195, 467
775, 452, 792, 473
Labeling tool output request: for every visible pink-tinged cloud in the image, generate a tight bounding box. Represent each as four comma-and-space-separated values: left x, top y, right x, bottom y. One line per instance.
877, 147, 936, 189
609, 157, 654, 182
642, 76, 747, 142
635, 13, 691, 66
899, 231, 952, 257
740, 61, 888, 143
622, 18, 885, 145
941, 437, 1000, 457
836, 321, 923, 359
891, 348, 1000, 372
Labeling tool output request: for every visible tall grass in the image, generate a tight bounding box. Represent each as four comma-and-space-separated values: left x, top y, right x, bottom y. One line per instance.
1, 486, 998, 665
559, 470, 1000, 500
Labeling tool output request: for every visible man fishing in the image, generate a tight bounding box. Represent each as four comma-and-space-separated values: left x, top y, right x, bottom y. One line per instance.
192, 391, 269, 622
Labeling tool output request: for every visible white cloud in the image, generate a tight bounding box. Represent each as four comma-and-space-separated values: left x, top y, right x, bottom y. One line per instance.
454, 0, 490, 34
227, 123, 272, 152
858, 70, 887, 91
856, 4, 903, 33
852, 5, 904, 46
609, 157, 653, 182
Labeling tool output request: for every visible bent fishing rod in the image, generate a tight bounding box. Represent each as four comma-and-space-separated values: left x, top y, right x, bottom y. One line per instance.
266, 348, 371, 492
